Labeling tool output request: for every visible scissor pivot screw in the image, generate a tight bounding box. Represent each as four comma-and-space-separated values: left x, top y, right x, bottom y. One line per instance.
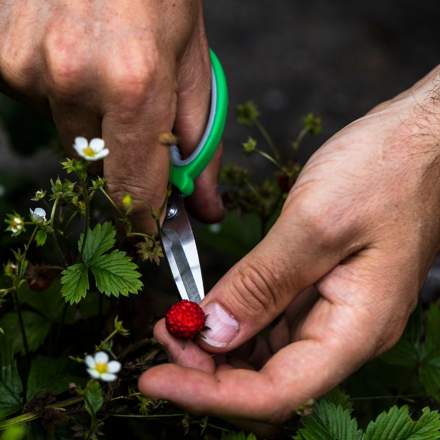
166, 205, 179, 220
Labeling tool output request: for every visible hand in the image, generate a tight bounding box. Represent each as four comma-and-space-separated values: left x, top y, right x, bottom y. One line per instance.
0, 0, 223, 229
139, 66, 440, 423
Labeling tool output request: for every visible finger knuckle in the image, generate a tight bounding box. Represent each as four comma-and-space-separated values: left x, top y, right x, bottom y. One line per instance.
44, 29, 87, 95
108, 49, 159, 112
285, 188, 346, 248
227, 259, 285, 319
0, 44, 35, 89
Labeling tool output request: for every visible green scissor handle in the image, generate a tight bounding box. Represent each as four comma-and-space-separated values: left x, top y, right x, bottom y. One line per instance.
170, 49, 228, 196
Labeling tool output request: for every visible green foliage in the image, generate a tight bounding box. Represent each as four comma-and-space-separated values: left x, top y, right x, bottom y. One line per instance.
296, 401, 440, 440
61, 263, 89, 304
78, 222, 115, 265
0, 311, 50, 355
26, 356, 84, 400
381, 304, 440, 402
0, 364, 22, 420
294, 400, 362, 440
83, 381, 104, 417
61, 222, 142, 303
363, 406, 440, 440
236, 101, 260, 126
0, 425, 26, 440
34, 230, 47, 248
91, 251, 142, 297
303, 113, 322, 135
242, 137, 257, 154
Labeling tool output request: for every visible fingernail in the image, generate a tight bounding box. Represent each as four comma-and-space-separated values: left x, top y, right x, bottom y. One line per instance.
201, 303, 239, 348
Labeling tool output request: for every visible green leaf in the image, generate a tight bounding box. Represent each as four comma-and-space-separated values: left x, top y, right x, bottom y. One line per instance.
0, 363, 23, 420
91, 250, 142, 297
84, 381, 103, 417
0, 424, 27, 440
34, 230, 47, 247
419, 305, 440, 402
78, 222, 116, 264
61, 263, 89, 304
322, 388, 353, 411
27, 356, 84, 401
0, 312, 50, 355
381, 306, 422, 368
19, 281, 102, 323
363, 406, 413, 440
408, 407, 440, 439
363, 405, 440, 440
295, 400, 362, 440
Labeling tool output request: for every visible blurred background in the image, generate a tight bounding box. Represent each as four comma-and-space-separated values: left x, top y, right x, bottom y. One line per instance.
1, 0, 439, 294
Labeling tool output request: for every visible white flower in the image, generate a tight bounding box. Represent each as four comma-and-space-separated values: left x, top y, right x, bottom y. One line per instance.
73, 137, 109, 161
30, 207, 47, 223
8, 215, 24, 234
85, 351, 121, 382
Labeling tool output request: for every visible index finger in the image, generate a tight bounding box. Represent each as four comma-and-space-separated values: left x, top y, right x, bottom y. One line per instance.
102, 57, 176, 232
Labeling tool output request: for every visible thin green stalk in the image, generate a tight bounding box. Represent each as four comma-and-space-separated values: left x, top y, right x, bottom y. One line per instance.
80, 182, 90, 258
99, 187, 124, 217
292, 126, 310, 151
12, 290, 30, 402
255, 119, 280, 160
64, 210, 78, 230
255, 148, 284, 171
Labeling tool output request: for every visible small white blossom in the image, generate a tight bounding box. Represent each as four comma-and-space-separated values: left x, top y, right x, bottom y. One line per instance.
7, 215, 24, 235
73, 137, 109, 161
30, 207, 47, 223
85, 351, 121, 382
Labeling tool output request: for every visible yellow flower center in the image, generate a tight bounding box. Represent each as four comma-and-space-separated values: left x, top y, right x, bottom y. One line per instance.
83, 146, 96, 157
95, 362, 108, 374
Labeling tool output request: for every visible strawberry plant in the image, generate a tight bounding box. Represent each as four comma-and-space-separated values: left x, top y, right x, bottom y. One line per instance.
1, 100, 440, 439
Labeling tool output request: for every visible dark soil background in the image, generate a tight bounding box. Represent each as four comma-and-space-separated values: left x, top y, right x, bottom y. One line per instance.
205, 0, 440, 165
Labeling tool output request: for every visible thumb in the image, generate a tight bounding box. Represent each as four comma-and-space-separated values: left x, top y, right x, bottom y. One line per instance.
198, 201, 353, 351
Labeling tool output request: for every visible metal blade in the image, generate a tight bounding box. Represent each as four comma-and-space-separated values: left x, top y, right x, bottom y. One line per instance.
161, 191, 204, 303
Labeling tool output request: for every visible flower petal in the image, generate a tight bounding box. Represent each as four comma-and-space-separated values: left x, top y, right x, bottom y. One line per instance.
94, 351, 109, 364
87, 368, 101, 379
93, 148, 110, 160
74, 136, 88, 149
89, 138, 105, 152
101, 373, 117, 382
85, 355, 96, 368
107, 361, 121, 374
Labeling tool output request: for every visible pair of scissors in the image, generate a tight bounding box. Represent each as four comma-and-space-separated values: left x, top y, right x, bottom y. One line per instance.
161, 50, 228, 304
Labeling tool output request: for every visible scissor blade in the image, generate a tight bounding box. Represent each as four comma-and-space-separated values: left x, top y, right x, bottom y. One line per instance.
161, 193, 204, 303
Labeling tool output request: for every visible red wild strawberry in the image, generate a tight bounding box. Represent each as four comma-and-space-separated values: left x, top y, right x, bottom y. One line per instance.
165, 300, 206, 339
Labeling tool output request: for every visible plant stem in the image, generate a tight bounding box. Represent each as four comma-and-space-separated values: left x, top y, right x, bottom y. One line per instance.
80, 180, 90, 258
255, 148, 284, 171
0, 396, 83, 430
99, 187, 124, 217
11, 291, 30, 402
255, 119, 280, 160
292, 126, 310, 151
